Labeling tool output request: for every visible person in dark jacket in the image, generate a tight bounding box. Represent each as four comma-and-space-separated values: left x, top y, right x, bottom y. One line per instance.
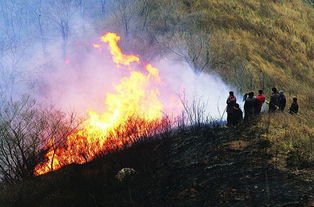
230, 103, 243, 126
269, 87, 279, 112
255, 90, 266, 114
244, 92, 256, 120
289, 98, 299, 114
226, 91, 237, 126
278, 90, 286, 111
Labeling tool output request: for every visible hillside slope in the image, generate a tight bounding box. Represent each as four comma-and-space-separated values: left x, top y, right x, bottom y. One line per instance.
1, 1, 313, 206
1, 124, 313, 207
195, 0, 314, 98
123, 0, 314, 102
103, 0, 314, 169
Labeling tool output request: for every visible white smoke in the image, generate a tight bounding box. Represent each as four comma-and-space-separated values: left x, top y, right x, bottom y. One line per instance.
0, 0, 240, 122
1, 30, 238, 120
154, 58, 238, 120
30, 41, 238, 121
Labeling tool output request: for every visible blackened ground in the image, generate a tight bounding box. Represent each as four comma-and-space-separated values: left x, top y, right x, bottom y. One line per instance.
0, 123, 313, 207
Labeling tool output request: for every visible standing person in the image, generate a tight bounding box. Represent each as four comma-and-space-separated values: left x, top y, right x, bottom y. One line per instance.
230, 103, 243, 126
269, 87, 279, 112
226, 91, 237, 126
255, 90, 266, 114
289, 98, 299, 114
244, 92, 256, 120
278, 90, 286, 111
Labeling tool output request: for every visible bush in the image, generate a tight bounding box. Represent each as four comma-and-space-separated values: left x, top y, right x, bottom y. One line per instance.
0, 96, 79, 184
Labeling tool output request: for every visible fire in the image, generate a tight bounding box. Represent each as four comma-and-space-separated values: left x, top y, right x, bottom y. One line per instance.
34, 33, 164, 175
101, 33, 140, 66
92, 43, 101, 48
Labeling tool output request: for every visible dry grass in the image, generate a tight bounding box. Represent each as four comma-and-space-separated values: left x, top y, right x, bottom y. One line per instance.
258, 111, 314, 167
105, 0, 314, 107
180, 0, 314, 165
189, 0, 314, 104
104, 0, 314, 165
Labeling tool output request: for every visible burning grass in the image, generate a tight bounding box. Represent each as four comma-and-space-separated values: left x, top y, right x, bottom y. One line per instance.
1, 118, 313, 207
34, 32, 174, 175
35, 116, 172, 175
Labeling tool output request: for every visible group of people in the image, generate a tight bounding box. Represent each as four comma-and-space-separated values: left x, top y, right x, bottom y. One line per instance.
226, 88, 299, 126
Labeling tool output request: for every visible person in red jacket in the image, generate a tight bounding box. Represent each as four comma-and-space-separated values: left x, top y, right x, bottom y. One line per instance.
255, 90, 266, 114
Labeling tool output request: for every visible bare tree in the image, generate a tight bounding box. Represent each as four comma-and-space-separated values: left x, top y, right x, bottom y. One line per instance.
136, 0, 158, 32
0, 96, 79, 183
0, 0, 41, 96
48, 0, 78, 60
109, 0, 139, 36
181, 31, 210, 75
28, 0, 47, 54
179, 92, 210, 128
100, 0, 107, 17
75, 0, 85, 18
154, 30, 210, 75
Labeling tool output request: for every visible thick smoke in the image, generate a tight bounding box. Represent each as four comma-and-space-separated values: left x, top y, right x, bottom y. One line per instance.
32, 44, 237, 120
0, 0, 238, 121
153, 58, 237, 120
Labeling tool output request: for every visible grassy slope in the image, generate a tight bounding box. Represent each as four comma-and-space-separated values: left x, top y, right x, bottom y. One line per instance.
189, 0, 314, 100
144, 0, 314, 165
123, 0, 314, 101
188, 0, 314, 164
132, 0, 314, 168
0, 124, 313, 207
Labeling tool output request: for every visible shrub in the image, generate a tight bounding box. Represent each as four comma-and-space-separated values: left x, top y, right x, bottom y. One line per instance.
0, 96, 79, 184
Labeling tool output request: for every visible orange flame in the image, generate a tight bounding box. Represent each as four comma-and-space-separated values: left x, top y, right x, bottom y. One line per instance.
92, 43, 101, 48
101, 33, 140, 66
34, 33, 164, 175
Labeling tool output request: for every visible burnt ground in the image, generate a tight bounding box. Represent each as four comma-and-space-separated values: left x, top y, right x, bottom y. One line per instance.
0, 124, 313, 207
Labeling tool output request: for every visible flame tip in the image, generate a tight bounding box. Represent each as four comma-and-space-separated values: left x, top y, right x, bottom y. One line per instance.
35, 32, 163, 175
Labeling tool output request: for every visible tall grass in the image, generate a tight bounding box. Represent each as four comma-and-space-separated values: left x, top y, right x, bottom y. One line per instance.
258, 111, 314, 168
105, 0, 314, 107
138, 0, 314, 167
193, 0, 314, 104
